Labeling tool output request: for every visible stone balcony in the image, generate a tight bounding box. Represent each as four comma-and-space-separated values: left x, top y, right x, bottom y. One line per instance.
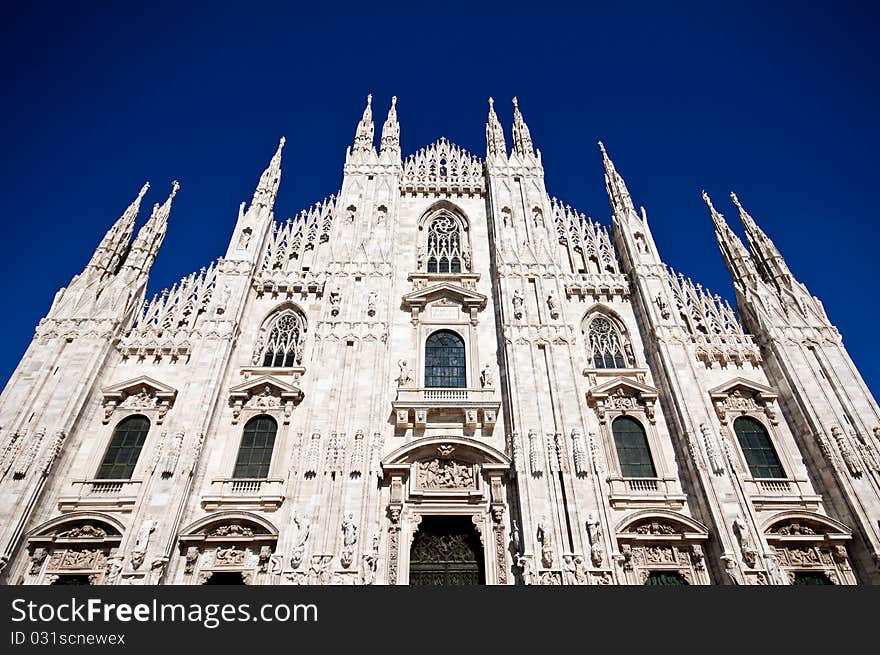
58, 479, 143, 512
606, 476, 686, 510
391, 387, 500, 431
200, 478, 285, 511
743, 477, 822, 511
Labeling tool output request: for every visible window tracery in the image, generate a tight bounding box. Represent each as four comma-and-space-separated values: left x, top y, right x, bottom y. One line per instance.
585, 314, 629, 369
426, 215, 465, 274
254, 309, 306, 367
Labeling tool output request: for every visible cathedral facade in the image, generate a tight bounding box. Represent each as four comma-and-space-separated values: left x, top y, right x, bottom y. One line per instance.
1, 96, 879, 586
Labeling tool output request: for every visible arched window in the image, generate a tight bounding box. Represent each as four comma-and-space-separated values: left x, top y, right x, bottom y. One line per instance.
257, 310, 305, 367
233, 415, 278, 478
586, 315, 627, 369
612, 416, 656, 478
733, 416, 785, 479
426, 215, 463, 273
96, 415, 150, 479
424, 330, 466, 388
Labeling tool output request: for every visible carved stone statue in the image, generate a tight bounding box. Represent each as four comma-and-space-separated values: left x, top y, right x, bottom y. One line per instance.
585, 512, 604, 567
396, 359, 415, 387
537, 519, 554, 568
367, 290, 378, 316
342, 513, 358, 547
512, 289, 524, 319
329, 287, 341, 316
480, 365, 493, 389
547, 291, 559, 318
290, 514, 310, 569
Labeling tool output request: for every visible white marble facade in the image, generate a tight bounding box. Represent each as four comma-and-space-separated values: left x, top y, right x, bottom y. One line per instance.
1, 95, 879, 586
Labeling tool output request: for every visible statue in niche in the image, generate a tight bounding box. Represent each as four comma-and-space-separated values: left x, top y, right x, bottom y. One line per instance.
397, 360, 415, 387
547, 291, 559, 318
480, 365, 493, 389
346, 206, 357, 223
237, 227, 252, 250
367, 290, 378, 316
376, 206, 387, 224
215, 284, 231, 315
342, 513, 358, 548
512, 289, 524, 319
329, 287, 341, 316
290, 514, 310, 569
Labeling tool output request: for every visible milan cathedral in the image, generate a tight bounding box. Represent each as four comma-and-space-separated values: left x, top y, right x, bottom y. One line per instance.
1, 95, 879, 586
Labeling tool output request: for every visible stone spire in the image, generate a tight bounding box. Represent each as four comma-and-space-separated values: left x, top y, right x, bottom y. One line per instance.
86, 182, 150, 281
599, 141, 636, 217
702, 190, 758, 287
379, 95, 400, 158
352, 93, 375, 155
486, 97, 507, 158
124, 181, 179, 275
511, 97, 534, 157
730, 192, 793, 286
250, 137, 285, 211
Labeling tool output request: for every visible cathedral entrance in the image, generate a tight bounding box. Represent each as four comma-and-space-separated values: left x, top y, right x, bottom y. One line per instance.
409, 516, 484, 586
203, 571, 246, 585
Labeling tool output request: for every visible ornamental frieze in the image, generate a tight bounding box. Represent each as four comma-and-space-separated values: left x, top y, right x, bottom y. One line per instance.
417, 458, 475, 489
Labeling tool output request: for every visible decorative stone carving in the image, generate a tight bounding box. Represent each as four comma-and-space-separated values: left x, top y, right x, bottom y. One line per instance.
215, 545, 247, 566
361, 534, 379, 585
105, 556, 123, 584
184, 546, 199, 574
396, 359, 415, 387
289, 514, 310, 569
340, 513, 358, 569
157, 431, 184, 479
479, 365, 493, 389
512, 289, 524, 319
56, 524, 107, 539
537, 519, 554, 568
417, 458, 474, 489
208, 523, 254, 538
29, 548, 48, 574
329, 287, 341, 316
528, 429, 543, 476
585, 512, 605, 567
571, 428, 589, 476
258, 545, 272, 573
732, 517, 758, 568
832, 426, 863, 477
700, 423, 725, 475
366, 290, 378, 317
547, 291, 559, 319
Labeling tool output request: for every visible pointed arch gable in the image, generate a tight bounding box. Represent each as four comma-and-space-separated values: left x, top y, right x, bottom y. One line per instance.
258, 300, 309, 332
253, 303, 308, 368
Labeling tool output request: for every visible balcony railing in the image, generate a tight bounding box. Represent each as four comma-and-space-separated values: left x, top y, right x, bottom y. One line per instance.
58, 479, 143, 512
201, 478, 285, 511
394, 387, 496, 405
606, 476, 685, 509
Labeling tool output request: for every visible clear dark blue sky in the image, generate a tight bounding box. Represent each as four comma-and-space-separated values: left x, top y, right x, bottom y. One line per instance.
1, 2, 877, 391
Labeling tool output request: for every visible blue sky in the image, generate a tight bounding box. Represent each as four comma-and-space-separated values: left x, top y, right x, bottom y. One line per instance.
1, 2, 877, 391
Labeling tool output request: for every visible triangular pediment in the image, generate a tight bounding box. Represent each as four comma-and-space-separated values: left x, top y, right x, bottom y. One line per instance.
402, 282, 487, 310
101, 375, 177, 401
229, 375, 303, 399
708, 377, 777, 401
588, 376, 659, 400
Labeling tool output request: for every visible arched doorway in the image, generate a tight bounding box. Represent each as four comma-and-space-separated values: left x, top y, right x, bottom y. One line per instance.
203, 571, 246, 585
791, 571, 834, 585
644, 571, 689, 585
409, 516, 484, 586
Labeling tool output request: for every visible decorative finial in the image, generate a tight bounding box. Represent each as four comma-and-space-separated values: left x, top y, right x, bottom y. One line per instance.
730, 191, 742, 209
170, 180, 180, 197
598, 140, 607, 155
366, 93, 372, 105
279, 136, 286, 147
489, 97, 495, 108
140, 182, 150, 196
391, 95, 397, 107
512, 96, 519, 109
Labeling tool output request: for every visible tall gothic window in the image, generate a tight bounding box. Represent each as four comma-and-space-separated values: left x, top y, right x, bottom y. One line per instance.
733, 416, 785, 479
425, 330, 466, 388
426, 215, 463, 274
587, 315, 627, 369
257, 310, 305, 367
612, 416, 656, 478
233, 415, 278, 478
96, 415, 150, 479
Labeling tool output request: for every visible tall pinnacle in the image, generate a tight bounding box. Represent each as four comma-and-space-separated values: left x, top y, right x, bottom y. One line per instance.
511, 97, 534, 157
380, 95, 400, 155
730, 191, 793, 284
599, 141, 636, 216
87, 182, 151, 280
485, 97, 506, 157
702, 190, 757, 286
352, 93, 375, 154
125, 181, 179, 274
251, 137, 285, 210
